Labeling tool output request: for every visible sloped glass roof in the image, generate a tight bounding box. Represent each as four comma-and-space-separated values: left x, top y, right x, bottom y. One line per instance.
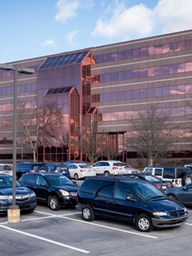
45, 86, 73, 95
39, 51, 89, 69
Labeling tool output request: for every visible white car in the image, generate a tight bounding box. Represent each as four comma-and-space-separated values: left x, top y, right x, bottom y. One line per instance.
122, 163, 139, 174
67, 163, 96, 180
92, 160, 127, 176
0, 164, 13, 176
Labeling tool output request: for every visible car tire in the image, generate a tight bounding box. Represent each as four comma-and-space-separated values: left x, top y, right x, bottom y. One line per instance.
103, 171, 110, 176
135, 214, 153, 232
48, 195, 61, 210
74, 173, 79, 180
168, 193, 177, 200
82, 205, 95, 221
182, 174, 192, 186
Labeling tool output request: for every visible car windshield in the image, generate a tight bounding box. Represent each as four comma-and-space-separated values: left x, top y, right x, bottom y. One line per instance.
130, 182, 164, 201
46, 175, 73, 186
0, 176, 21, 188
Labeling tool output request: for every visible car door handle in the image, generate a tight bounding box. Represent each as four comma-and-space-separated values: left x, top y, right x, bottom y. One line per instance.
105, 200, 116, 205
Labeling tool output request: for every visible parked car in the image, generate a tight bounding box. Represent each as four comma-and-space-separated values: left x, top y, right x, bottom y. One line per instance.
0, 164, 13, 176
63, 160, 87, 166
19, 172, 78, 210
166, 183, 192, 206
16, 162, 47, 179
184, 164, 192, 170
92, 160, 127, 176
67, 163, 96, 180
122, 163, 139, 174
45, 163, 70, 179
0, 174, 37, 215
124, 173, 173, 192
76, 176, 188, 232
143, 166, 192, 187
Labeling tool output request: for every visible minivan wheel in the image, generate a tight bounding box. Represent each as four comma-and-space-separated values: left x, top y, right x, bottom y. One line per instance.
182, 174, 192, 186
82, 205, 95, 221
104, 171, 110, 176
135, 214, 153, 232
48, 195, 61, 210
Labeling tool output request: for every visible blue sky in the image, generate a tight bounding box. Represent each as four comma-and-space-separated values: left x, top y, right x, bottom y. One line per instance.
1, 0, 192, 63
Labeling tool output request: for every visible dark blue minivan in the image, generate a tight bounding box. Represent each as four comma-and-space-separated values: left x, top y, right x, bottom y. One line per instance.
76, 176, 189, 232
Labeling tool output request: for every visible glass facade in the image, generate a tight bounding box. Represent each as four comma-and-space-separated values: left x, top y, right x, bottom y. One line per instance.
0, 30, 192, 163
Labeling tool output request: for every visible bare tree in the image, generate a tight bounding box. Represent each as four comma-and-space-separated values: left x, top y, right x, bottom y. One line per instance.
126, 105, 177, 166
18, 102, 63, 162
72, 120, 110, 164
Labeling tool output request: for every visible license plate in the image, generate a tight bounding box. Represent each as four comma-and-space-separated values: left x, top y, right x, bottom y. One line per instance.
162, 186, 166, 189
70, 192, 77, 196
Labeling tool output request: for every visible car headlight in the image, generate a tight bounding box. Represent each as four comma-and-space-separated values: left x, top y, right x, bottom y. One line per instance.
184, 207, 187, 212
0, 195, 11, 201
59, 189, 70, 196
30, 191, 36, 197
153, 212, 168, 216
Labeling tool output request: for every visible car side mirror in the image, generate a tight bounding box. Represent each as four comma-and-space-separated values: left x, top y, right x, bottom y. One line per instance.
40, 182, 48, 187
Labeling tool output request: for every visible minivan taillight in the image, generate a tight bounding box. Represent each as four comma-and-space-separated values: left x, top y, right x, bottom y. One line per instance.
112, 166, 118, 170
76, 194, 79, 202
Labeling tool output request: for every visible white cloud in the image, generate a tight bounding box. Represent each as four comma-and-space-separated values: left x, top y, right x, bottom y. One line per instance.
55, 0, 94, 23
91, 3, 154, 40
154, 0, 192, 33
92, 0, 192, 41
55, 0, 80, 23
41, 40, 56, 47
67, 30, 84, 47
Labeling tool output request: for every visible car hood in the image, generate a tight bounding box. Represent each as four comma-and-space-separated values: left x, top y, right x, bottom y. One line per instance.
52, 185, 78, 192
0, 186, 32, 195
146, 197, 185, 211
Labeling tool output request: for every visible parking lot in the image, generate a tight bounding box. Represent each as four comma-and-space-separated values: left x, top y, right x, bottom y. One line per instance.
0, 204, 192, 256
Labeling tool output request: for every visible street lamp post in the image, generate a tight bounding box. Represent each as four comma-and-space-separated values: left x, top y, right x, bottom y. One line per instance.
0, 64, 35, 223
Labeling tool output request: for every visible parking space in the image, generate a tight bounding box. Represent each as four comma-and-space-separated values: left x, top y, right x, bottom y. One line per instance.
0, 206, 192, 256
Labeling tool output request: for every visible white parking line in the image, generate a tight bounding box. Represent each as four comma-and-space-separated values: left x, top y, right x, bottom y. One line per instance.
33, 210, 158, 239
0, 224, 90, 254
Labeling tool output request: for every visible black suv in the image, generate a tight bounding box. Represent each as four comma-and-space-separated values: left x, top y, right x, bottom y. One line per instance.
76, 176, 188, 232
16, 162, 47, 179
19, 172, 78, 210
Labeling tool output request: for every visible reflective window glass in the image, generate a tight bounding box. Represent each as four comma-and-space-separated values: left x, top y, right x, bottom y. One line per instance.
155, 45, 163, 54
133, 49, 139, 58
140, 69, 148, 77
186, 40, 192, 50
163, 44, 169, 53
140, 47, 148, 57
170, 64, 178, 74
125, 50, 132, 58
148, 46, 155, 55
186, 62, 192, 72
117, 51, 125, 60
132, 69, 140, 78
111, 53, 118, 61
170, 42, 178, 51
162, 66, 170, 74
125, 90, 133, 99
178, 41, 185, 50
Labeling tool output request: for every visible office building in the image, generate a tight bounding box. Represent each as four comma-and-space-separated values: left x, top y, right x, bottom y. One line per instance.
0, 29, 192, 164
